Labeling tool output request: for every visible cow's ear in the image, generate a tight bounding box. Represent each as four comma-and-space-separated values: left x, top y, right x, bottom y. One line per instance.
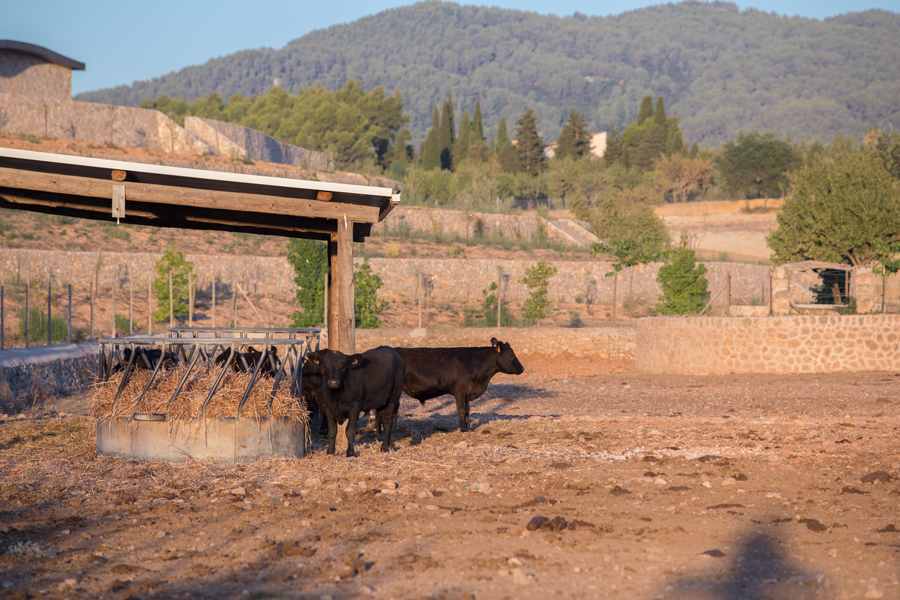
350, 355, 368, 369
496, 345, 502, 353
490, 337, 499, 347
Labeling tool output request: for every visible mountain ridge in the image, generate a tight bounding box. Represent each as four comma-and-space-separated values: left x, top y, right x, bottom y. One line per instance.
78, 1, 900, 146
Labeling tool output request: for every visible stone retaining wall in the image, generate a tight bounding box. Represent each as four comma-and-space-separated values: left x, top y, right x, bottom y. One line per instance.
636, 315, 900, 375
0, 344, 97, 413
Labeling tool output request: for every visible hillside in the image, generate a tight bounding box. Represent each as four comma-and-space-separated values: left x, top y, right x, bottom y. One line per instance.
79, 1, 900, 146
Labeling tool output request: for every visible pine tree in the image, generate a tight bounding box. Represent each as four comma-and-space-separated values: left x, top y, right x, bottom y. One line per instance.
604, 129, 625, 165
656, 242, 709, 315
515, 108, 546, 176
637, 96, 654, 124
556, 110, 590, 160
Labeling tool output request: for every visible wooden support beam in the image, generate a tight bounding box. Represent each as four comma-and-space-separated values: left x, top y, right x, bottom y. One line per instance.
0, 166, 380, 223
327, 215, 355, 354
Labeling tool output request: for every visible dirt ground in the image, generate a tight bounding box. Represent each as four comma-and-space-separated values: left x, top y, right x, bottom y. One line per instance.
1, 358, 899, 599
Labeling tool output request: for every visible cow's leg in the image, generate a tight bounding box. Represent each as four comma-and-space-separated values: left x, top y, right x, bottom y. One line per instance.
378, 405, 397, 452
326, 414, 337, 455
346, 408, 360, 458
453, 392, 469, 432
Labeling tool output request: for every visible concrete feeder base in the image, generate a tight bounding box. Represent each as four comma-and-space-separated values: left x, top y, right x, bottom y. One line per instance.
96, 416, 307, 462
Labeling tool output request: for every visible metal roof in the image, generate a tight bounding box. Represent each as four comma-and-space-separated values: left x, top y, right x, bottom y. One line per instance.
0, 40, 85, 71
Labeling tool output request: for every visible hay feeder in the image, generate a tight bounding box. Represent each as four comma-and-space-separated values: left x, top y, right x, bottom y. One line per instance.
93, 327, 319, 463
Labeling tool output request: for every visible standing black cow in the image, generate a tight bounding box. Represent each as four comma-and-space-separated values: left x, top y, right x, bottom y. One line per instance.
303, 346, 404, 457
396, 337, 525, 432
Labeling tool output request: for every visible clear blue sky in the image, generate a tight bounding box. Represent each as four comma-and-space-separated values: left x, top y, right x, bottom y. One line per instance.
5, 0, 899, 95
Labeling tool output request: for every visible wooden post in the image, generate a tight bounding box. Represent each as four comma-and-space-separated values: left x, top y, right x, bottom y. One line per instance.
323, 272, 329, 330
111, 278, 116, 338
24, 277, 30, 348
231, 282, 238, 328
0, 285, 4, 350
417, 272, 423, 329
496, 267, 502, 329
168, 271, 174, 328
611, 271, 618, 320
327, 216, 355, 353
128, 270, 134, 335
66, 284, 72, 343
89, 276, 94, 339
211, 276, 217, 328
726, 273, 732, 315
147, 276, 153, 335
188, 272, 194, 327
47, 277, 52, 346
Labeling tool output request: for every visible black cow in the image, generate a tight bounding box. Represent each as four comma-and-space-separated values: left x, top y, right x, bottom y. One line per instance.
214, 346, 280, 376
111, 347, 177, 374
396, 337, 525, 432
303, 346, 404, 457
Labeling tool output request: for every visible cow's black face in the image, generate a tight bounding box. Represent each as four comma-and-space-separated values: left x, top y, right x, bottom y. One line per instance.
491, 338, 525, 375
306, 350, 364, 390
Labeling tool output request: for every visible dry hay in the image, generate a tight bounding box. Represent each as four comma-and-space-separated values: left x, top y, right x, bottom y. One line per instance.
91, 365, 308, 426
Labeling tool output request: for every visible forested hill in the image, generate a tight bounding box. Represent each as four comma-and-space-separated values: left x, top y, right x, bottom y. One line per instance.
79, 1, 900, 146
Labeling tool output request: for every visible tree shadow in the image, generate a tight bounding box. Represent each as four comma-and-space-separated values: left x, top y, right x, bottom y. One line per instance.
661, 525, 832, 599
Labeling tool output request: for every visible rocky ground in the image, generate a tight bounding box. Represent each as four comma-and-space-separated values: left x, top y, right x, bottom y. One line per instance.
1, 361, 899, 599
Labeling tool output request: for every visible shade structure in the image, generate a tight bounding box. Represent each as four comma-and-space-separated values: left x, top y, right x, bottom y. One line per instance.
0, 146, 399, 353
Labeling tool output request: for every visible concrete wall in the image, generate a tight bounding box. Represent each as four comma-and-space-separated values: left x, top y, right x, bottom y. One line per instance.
0, 93, 210, 154
636, 315, 900, 375
184, 116, 333, 171
0, 248, 773, 313
0, 51, 71, 100
355, 326, 635, 362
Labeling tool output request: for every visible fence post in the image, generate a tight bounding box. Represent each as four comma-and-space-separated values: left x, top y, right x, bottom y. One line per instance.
147, 276, 152, 335
1, 285, 4, 350
47, 277, 52, 346
726, 273, 732, 316
168, 271, 174, 328
496, 267, 502, 329
611, 271, 618, 320
128, 271, 134, 335
323, 272, 328, 330
67, 284, 72, 343
231, 282, 238, 328
89, 276, 95, 339
24, 278, 30, 348
111, 278, 116, 338
188, 271, 194, 327
212, 276, 217, 328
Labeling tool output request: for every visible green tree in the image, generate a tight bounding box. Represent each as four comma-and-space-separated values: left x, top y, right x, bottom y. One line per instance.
419, 106, 442, 170
454, 110, 472, 163
514, 109, 546, 176
768, 145, 900, 266
656, 241, 709, 315
468, 281, 515, 327
555, 110, 590, 160
153, 246, 194, 323
521, 261, 558, 325
495, 118, 519, 173
715, 133, 799, 199
288, 239, 328, 327
472, 101, 485, 144
437, 96, 456, 171
354, 261, 387, 328
590, 197, 670, 273
637, 96, 654, 124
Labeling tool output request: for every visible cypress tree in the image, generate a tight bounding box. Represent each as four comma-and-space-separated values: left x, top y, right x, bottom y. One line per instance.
495, 117, 518, 172
638, 96, 654, 124
472, 101, 485, 143
556, 110, 590, 160
419, 106, 442, 170
437, 98, 455, 171
455, 111, 472, 164
654, 97, 666, 124
515, 108, 546, 176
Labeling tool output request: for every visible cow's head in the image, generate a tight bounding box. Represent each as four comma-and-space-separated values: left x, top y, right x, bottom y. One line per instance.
491, 337, 525, 375
305, 349, 367, 390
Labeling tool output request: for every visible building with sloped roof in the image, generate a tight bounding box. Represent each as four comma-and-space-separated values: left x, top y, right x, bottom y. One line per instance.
0, 40, 84, 100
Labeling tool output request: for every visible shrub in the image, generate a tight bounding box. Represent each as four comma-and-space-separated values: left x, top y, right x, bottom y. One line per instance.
18, 306, 67, 343
468, 281, 515, 327
287, 239, 327, 327
354, 261, 387, 328
521, 261, 558, 325
656, 243, 709, 315
152, 246, 194, 323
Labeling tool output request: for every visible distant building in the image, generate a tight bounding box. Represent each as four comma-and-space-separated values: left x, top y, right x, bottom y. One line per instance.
544, 131, 607, 159
0, 40, 84, 100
